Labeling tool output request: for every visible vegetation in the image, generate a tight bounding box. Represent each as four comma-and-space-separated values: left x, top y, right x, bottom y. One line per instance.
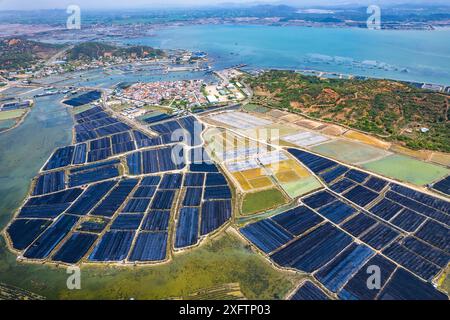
67, 42, 165, 61
241, 188, 288, 215
67, 42, 115, 60
362, 154, 449, 186
280, 176, 322, 199
0, 283, 44, 300
117, 45, 165, 59
0, 109, 27, 120
72, 104, 96, 115
0, 231, 300, 299
170, 283, 246, 300
438, 267, 450, 295
0, 38, 61, 70
249, 70, 450, 152
243, 103, 270, 113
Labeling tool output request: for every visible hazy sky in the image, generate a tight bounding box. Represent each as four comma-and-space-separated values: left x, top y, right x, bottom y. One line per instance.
0, 0, 443, 11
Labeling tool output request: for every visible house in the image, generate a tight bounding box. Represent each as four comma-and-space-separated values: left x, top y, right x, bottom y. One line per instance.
206, 95, 218, 104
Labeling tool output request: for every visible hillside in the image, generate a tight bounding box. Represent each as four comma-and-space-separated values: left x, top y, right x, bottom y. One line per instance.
116, 46, 165, 59
67, 42, 116, 60
0, 38, 61, 70
67, 42, 165, 61
249, 70, 449, 153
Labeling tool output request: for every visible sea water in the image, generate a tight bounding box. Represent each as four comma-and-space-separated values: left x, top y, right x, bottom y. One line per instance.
126, 25, 450, 85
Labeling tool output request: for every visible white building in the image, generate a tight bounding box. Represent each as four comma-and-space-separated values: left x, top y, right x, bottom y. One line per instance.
206, 95, 219, 104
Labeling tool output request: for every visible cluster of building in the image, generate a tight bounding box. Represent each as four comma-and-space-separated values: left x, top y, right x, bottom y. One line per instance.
35, 55, 169, 79
215, 68, 245, 84
121, 80, 208, 107
421, 83, 450, 93
203, 68, 250, 104
34, 47, 207, 80
1, 68, 37, 82
119, 106, 147, 119
1, 46, 206, 83
204, 82, 246, 104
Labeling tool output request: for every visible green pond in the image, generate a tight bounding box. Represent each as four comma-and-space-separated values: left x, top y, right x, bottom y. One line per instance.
311, 139, 389, 164
362, 154, 450, 185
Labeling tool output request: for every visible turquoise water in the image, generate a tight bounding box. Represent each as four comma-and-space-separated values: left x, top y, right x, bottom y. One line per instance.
126, 25, 450, 85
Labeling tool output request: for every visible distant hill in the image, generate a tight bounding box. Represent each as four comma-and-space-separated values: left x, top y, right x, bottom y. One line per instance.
116, 45, 165, 59
249, 70, 449, 153
67, 42, 165, 61
0, 5, 449, 28
0, 38, 61, 70
66, 42, 116, 60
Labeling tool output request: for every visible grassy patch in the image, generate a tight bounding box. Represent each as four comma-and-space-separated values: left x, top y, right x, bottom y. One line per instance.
72, 104, 95, 115
0, 109, 26, 120
0, 230, 302, 300
108, 103, 132, 112
362, 154, 449, 185
60, 231, 300, 299
311, 139, 389, 164
143, 105, 172, 113
280, 176, 322, 199
241, 188, 288, 215
243, 104, 270, 113
170, 282, 245, 300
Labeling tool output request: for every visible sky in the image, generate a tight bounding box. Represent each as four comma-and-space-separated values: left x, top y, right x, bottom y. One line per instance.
0, 0, 444, 11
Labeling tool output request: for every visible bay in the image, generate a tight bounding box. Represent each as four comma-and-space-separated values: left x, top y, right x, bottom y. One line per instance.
126, 25, 450, 85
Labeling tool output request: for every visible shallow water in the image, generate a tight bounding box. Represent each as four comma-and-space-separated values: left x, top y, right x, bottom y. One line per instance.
0, 119, 15, 131
0, 94, 73, 228
0, 94, 75, 296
